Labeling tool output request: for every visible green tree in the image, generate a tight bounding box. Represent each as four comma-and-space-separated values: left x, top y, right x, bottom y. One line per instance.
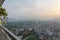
0, 6, 8, 26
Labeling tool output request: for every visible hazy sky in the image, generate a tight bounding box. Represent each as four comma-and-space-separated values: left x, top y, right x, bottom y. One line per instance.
2, 0, 60, 20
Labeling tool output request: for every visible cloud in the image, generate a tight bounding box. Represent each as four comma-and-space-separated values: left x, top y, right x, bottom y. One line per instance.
2, 0, 60, 20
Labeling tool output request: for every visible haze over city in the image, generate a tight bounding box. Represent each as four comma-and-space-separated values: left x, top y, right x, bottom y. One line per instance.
1, 0, 60, 40
2, 0, 60, 20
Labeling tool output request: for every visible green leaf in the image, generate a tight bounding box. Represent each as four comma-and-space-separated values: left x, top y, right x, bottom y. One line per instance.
0, 4, 2, 7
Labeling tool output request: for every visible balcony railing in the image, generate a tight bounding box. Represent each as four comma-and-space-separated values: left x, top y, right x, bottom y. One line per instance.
1, 26, 21, 40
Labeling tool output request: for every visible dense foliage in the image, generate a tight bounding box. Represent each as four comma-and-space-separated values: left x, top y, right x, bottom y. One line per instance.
0, 7, 8, 19
27, 35, 39, 40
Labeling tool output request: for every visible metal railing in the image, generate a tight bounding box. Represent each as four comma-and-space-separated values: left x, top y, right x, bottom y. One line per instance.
1, 26, 21, 40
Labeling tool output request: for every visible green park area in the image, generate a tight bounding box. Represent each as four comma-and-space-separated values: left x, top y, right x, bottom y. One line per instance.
26, 35, 39, 40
